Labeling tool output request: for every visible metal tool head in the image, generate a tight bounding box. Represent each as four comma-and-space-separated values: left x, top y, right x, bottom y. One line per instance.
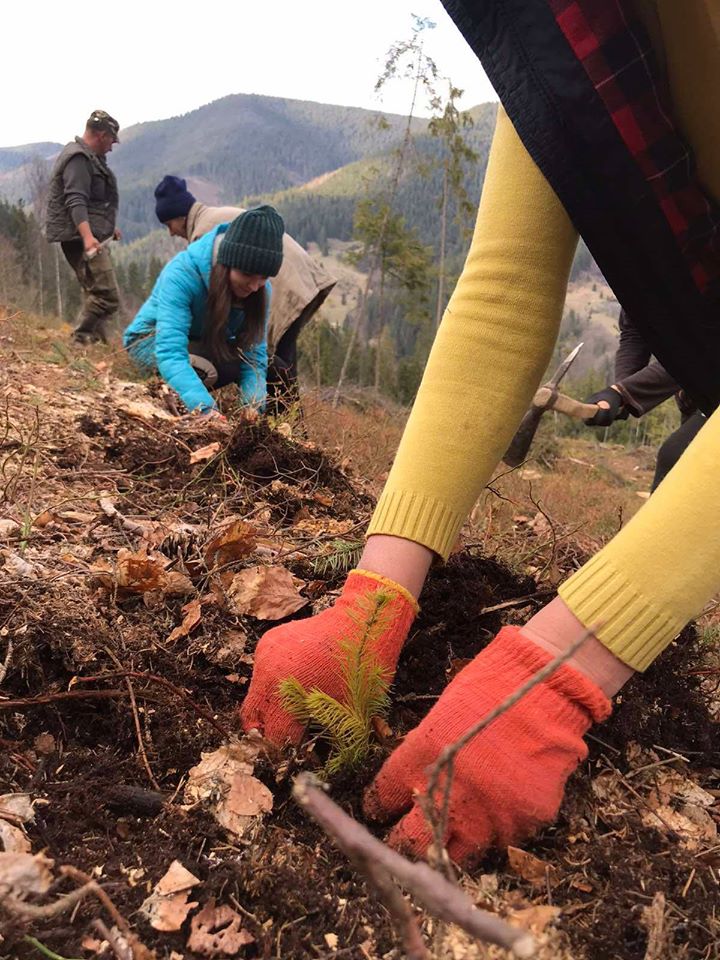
548, 342, 584, 389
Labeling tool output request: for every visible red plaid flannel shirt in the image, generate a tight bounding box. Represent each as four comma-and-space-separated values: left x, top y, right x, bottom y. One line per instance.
550, 0, 720, 291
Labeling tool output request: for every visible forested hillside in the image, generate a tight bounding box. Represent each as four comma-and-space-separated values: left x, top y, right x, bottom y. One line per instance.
0, 94, 430, 241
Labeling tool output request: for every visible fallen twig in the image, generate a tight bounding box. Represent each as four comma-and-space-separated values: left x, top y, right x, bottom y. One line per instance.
478, 592, 553, 616
0, 689, 133, 710
61, 867, 152, 960
99, 498, 149, 537
103, 646, 160, 791
73, 670, 230, 739
293, 773, 535, 958
3, 882, 96, 920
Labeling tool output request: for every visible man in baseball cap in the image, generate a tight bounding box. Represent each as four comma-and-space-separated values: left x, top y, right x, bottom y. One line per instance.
86, 110, 120, 143
45, 110, 122, 343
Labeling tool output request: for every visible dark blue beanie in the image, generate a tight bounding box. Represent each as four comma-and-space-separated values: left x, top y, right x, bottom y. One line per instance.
154, 176, 196, 223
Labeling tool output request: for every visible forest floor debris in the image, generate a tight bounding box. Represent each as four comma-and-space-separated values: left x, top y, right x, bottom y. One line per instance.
1, 337, 719, 959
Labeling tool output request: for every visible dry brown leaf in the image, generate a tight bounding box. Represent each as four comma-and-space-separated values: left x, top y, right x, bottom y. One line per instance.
33, 509, 56, 528
185, 743, 273, 839
34, 733, 56, 755
190, 442, 222, 465
642, 803, 717, 849
115, 547, 194, 598
0, 519, 19, 537
187, 899, 254, 957
118, 398, 176, 422
215, 774, 273, 835
140, 860, 201, 932
0, 851, 53, 898
204, 521, 257, 570
509, 904, 561, 933
167, 598, 203, 644
507, 846, 557, 886
227, 565, 307, 620
1, 551, 39, 580
154, 860, 201, 896
649, 769, 716, 809
0, 820, 31, 853
0, 794, 34, 823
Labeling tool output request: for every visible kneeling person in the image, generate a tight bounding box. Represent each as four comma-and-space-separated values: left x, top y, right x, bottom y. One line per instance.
154, 176, 336, 405
123, 206, 284, 416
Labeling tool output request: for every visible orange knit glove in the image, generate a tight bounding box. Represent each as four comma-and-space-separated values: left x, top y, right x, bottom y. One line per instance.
240, 569, 418, 745
363, 626, 611, 865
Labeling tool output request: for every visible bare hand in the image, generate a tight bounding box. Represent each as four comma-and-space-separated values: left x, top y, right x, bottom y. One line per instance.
83, 235, 101, 257
113, 228, 122, 242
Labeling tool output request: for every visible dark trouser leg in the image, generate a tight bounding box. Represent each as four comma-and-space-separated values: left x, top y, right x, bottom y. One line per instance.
651, 410, 706, 492
267, 288, 330, 416
61, 241, 120, 343
267, 325, 301, 416
187, 340, 243, 391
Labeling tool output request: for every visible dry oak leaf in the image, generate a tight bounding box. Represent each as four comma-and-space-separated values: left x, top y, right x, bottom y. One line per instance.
185, 743, 273, 839
0, 820, 31, 854
140, 860, 201, 932
167, 598, 203, 644
204, 520, 257, 570
0, 851, 53, 898
115, 547, 194, 597
226, 565, 307, 620
507, 846, 558, 887
187, 899, 254, 957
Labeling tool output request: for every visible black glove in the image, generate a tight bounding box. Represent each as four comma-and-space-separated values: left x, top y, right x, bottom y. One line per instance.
584, 387, 628, 426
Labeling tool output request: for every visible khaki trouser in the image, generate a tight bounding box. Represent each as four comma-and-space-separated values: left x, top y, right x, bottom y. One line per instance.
61, 240, 120, 342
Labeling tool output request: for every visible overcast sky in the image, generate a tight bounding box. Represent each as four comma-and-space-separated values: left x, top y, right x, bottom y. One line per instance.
2, 0, 496, 148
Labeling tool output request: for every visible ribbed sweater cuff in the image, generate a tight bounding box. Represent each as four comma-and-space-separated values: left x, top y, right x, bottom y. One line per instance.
367, 489, 465, 561
558, 554, 685, 672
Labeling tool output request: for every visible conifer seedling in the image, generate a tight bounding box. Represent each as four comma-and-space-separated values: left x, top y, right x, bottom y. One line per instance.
279, 591, 393, 775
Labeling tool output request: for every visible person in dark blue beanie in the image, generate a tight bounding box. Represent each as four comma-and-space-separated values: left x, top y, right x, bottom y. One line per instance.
154, 176, 196, 230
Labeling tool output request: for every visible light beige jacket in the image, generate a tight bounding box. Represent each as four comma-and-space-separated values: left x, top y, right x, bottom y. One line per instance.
186, 202, 336, 353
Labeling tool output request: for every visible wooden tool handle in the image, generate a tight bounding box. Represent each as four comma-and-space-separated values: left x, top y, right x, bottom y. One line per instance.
534, 387, 600, 420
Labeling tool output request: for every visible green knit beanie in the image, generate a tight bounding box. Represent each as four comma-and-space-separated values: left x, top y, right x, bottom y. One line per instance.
217, 205, 284, 277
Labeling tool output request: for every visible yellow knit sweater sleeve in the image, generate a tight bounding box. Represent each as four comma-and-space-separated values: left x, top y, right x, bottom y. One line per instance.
368, 107, 578, 557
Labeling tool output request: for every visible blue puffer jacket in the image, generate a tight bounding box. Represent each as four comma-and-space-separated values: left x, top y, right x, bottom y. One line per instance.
123, 224, 269, 412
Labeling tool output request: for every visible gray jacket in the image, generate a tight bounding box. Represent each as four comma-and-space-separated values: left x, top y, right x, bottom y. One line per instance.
45, 138, 118, 243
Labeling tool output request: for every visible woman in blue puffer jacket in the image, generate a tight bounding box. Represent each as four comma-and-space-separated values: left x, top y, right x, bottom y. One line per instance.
123, 205, 284, 416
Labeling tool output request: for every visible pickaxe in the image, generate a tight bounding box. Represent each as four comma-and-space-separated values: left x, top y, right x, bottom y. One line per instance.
502, 343, 599, 467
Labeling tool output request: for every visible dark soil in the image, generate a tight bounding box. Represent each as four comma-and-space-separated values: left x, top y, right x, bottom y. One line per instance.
1, 367, 718, 960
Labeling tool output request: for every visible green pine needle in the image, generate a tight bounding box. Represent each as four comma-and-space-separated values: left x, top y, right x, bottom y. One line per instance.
279, 591, 392, 775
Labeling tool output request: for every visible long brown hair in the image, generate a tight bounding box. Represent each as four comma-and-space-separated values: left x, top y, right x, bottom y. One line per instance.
204, 264, 266, 363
